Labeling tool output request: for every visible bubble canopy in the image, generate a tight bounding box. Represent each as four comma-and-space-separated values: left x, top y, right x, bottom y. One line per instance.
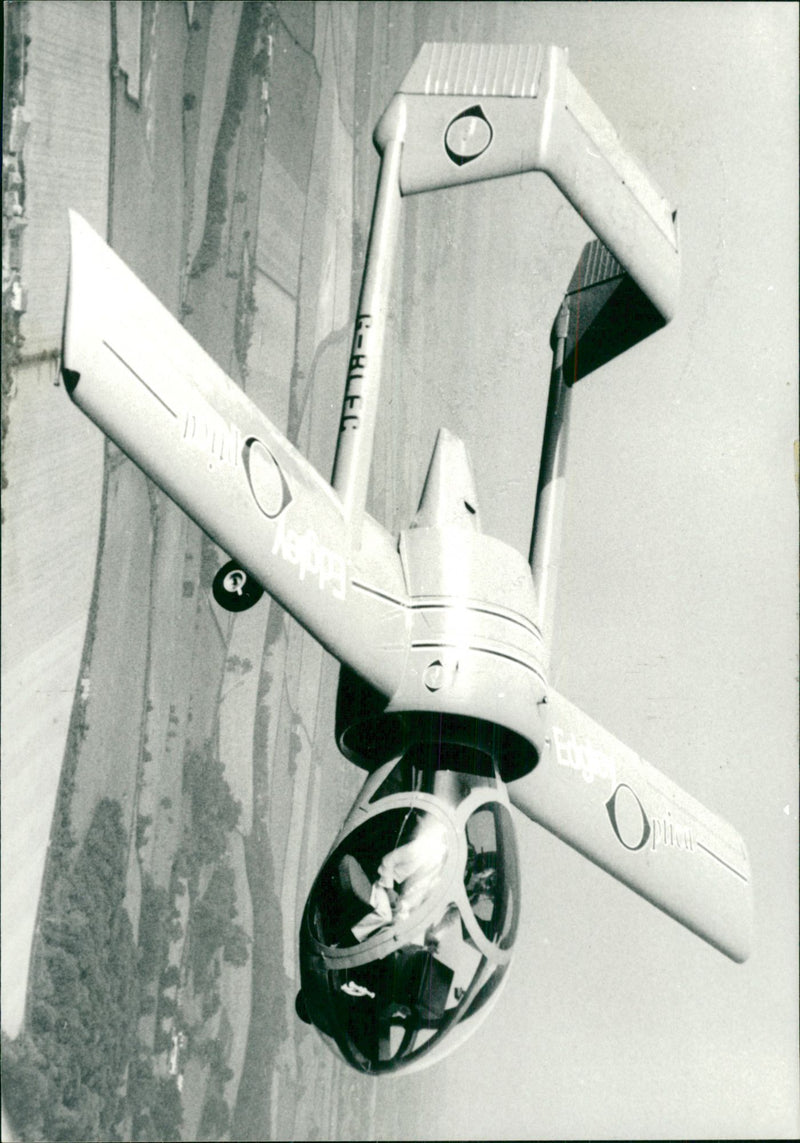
298, 749, 521, 1073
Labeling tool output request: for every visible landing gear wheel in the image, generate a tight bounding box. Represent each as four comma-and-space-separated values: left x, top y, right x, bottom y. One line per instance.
212, 560, 264, 612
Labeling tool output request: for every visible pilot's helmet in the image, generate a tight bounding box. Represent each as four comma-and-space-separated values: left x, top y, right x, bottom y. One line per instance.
298, 751, 520, 1073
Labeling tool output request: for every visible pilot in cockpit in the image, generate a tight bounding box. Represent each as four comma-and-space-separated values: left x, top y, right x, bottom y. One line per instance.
339, 812, 449, 942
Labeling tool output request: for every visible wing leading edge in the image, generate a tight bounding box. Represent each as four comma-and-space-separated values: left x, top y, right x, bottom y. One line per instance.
508, 689, 753, 962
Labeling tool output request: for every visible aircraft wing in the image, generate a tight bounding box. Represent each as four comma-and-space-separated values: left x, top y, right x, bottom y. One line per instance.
61, 212, 409, 699
507, 689, 753, 962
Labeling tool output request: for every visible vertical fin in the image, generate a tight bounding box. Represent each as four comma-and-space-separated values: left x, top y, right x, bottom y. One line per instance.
562, 239, 666, 383
411, 428, 481, 531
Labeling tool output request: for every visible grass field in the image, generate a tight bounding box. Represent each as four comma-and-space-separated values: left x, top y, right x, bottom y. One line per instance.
4, 6, 274, 1139
6, 5, 441, 1139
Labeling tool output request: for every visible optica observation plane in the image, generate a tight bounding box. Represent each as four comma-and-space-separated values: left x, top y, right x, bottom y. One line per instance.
61, 42, 752, 1075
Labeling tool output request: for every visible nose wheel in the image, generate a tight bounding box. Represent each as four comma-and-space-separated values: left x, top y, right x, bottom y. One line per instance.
212, 560, 265, 612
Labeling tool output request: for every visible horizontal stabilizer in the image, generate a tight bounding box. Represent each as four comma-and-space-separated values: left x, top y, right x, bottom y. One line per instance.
508, 690, 752, 962
384, 42, 680, 324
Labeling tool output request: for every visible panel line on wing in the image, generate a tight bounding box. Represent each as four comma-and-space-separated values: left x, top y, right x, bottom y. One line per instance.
351, 581, 543, 641
410, 640, 547, 685
102, 339, 179, 418
696, 841, 749, 883
350, 579, 407, 607
411, 601, 542, 641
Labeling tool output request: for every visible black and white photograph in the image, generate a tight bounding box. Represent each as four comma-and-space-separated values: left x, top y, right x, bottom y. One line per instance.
2, 2, 798, 1140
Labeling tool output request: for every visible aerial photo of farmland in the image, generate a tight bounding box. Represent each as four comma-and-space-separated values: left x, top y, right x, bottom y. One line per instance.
2, 3, 797, 1142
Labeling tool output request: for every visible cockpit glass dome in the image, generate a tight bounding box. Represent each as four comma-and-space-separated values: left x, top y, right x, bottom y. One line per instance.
299, 781, 521, 1073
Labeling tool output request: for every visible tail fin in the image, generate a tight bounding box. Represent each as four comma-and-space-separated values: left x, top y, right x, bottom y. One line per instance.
562, 239, 667, 383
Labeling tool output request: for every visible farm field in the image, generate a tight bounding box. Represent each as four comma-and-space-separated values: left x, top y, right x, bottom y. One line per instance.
5, 4, 435, 1138
3, 3, 797, 1142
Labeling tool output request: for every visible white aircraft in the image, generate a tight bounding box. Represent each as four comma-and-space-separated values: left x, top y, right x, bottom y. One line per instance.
61, 43, 751, 1075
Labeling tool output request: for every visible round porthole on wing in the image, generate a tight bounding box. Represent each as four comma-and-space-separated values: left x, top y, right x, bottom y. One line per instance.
244, 437, 293, 518
444, 105, 493, 166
